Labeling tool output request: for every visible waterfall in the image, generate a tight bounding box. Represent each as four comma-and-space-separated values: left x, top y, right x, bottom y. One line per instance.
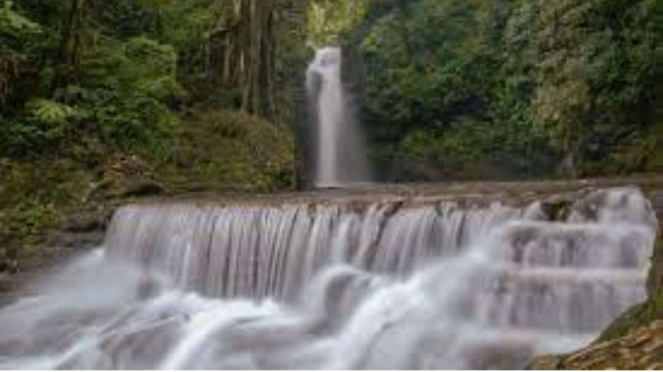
0, 187, 657, 369
307, 47, 369, 187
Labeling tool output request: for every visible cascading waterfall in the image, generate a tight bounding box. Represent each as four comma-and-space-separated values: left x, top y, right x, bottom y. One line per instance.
0, 187, 658, 369
307, 47, 368, 187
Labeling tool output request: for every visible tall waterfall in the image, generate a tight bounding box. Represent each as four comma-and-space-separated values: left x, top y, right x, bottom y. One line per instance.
0, 187, 657, 369
307, 47, 368, 187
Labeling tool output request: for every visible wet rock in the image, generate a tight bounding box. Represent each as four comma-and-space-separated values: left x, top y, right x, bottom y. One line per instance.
119, 180, 167, 198
651, 191, 663, 210
464, 342, 535, 370
61, 211, 110, 233
87, 179, 167, 201
647, 237, 663, 298
531, 321, 663, 370
48, 231, 106, 250
529, 355, 563, 370
650, 191, 663, 228
85, 179, 116, 201
539, 195, 574, 221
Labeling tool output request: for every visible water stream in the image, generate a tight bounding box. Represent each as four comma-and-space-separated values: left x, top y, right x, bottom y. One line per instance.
0, 187, 657, 369
307, 47, 369, 187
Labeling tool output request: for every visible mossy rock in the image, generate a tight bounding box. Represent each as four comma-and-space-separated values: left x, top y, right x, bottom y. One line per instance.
598, 294, 663, 343
648, 237, 663, 296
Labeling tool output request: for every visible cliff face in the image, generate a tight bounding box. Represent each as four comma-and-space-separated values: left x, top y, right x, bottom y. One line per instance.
531, 189, 663, 370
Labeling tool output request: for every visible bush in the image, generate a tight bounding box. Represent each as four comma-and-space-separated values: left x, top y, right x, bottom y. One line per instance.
1, 99, 78, 156
82, 36, 182, 99
0, 2, 44, 107
0, 1, 41, 49
54, 85, 177, 152
156, 110, 295, 192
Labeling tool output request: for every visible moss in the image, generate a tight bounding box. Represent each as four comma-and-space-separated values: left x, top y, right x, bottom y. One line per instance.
598, 294, 663, 342
153, 110, 295, 193
0, 159, 90, 272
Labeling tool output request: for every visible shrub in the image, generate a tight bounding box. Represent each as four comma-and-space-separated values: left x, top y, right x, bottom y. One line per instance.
1, 99, 78, 156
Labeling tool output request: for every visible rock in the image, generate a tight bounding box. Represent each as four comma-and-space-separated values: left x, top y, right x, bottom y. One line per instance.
539, 195, 574, 221
48, 230, 106, 250
650, 191, 663, 229
648, 237, 663, 297
119, 180, 167, 198
651, 191, 663, 211
87, 179, 167, 201
61, 211, 108, 233
85, 179, 116, 201
531, 321, 663, 370
529, 355, 563, 370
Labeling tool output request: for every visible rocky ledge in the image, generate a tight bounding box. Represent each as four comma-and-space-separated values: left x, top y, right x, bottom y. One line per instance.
531, 320, 663, 370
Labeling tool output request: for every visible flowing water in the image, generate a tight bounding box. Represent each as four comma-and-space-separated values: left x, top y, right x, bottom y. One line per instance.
307, 47, 368, 187
0, 187, 658, 369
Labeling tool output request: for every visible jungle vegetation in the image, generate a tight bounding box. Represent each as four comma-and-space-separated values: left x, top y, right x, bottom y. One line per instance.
336, 0, 663, 180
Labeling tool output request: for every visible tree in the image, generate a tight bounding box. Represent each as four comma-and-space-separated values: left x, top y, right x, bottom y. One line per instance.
55, 0, 94, 87
206, 0, 275, 118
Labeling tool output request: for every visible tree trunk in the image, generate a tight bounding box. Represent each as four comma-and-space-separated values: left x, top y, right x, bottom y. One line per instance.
54, 0, 93, 87
208, 0, 275, 119
241, 0, 274, 118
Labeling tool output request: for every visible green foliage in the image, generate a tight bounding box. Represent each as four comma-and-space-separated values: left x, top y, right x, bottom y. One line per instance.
345, 0, 663, 180
1, 33, 181, 156
56, 85, 176, 151
507, 0, 663, 175
308, 0, 368, 46
1, 100, 77, 155
158, 110, 295, 192
273, 0, 312, 126
82, 36, 181, 98
394, 118, 557, 180
0, 157, 94, 271
0, 2, 45, 106
0, 0, 300, 174
26, 98, 76, 125
0, 1, 41, 43
12, 0, 66, 31
0, 200, 57, 244
158, 0, 215, 83
0, 0, 305, 275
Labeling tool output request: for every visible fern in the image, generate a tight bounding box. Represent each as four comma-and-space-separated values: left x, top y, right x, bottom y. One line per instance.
0, 1, 40, 37
26, 99, 76, 126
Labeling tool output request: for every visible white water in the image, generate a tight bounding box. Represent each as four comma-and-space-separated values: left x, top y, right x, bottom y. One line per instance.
307, 47, 368, 187
0, 187, 657, 369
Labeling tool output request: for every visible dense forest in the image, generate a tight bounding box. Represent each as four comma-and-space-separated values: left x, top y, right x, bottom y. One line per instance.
338, 0, 663, 180
0, 0, 662, 270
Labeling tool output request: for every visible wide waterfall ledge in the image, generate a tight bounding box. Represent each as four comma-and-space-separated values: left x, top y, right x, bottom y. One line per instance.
0, 185, 658, 369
